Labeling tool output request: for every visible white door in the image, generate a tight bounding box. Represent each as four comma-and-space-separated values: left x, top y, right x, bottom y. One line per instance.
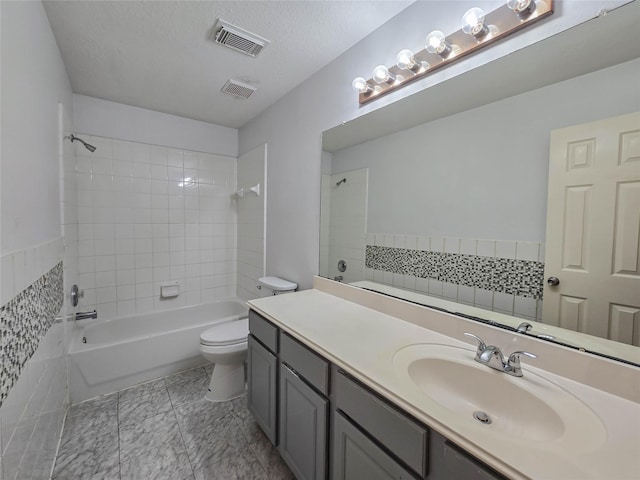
543, 112, 640, 345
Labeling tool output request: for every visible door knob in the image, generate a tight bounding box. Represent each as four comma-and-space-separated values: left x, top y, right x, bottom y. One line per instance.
547, 276, 560, 286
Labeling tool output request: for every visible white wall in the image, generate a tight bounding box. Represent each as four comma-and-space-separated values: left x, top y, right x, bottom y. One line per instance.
238, 0, 632, 290
0, 1, 73, 479
331, 58, 640, 242
1, 2, 73, 253
74, 94, 238, 157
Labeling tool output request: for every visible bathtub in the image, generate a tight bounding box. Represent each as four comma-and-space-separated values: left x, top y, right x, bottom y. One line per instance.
68, 300, 247, 403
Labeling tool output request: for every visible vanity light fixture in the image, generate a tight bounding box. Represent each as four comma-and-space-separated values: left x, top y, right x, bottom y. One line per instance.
352, 0, 552, 105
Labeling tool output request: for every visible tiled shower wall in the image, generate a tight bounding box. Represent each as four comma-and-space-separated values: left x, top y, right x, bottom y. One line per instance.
364, 233, 545, 321
0, 239, 66, 480
75, 135, 237, 319
236, 145, 267, 301
322, 168, 368, 284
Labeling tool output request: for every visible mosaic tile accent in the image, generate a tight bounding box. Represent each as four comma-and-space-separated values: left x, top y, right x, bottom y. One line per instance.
0, 262, 64, 407
365, 246, 544, 299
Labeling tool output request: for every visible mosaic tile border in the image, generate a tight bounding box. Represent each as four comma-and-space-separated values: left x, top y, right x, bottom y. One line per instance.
365, 246, 544, 300
0, 262, 64, 407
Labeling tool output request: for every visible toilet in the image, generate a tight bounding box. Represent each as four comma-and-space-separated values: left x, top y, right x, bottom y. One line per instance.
199, 276, 297, 402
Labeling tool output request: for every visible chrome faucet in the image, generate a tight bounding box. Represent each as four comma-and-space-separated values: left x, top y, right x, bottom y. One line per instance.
516, 322, 532, 334
464, 333, 536, 377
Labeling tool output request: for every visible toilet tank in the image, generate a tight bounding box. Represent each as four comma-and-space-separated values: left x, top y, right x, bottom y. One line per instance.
258, 276, 297, 295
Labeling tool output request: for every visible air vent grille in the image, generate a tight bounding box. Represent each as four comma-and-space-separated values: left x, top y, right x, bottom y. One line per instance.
214, 19, 269, 57
221, 79, 257, 99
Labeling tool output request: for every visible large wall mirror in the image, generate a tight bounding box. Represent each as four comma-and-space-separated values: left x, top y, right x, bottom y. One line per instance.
320, 3, 640, 365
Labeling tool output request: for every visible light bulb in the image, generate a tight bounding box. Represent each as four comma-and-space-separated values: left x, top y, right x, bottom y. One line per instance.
425, 30, 451, 57
396, 49, 416, 70
507, 0, 536, 16
462, 7, 488, 38
372, 65, 396, 84
352, 77, 372, 94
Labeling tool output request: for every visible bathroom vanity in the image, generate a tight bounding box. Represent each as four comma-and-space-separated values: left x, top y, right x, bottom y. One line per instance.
246, 277, 640, 480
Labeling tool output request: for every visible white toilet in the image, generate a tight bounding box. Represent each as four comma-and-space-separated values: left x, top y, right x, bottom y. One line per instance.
199, 276, 297, 402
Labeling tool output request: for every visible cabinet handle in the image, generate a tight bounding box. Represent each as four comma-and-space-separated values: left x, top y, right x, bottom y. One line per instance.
282, 362, 301, 379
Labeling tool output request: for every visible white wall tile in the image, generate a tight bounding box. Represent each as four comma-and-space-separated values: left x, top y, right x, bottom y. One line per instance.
458, 285, 474, 304
495, 241, 516, 259
444, 238, 459, 254
1, 255, 15, 304
494, 292, 515, 313
476, 240, 495, 257
514, 296, 537, 319
474, 288, 494, 309
442, 282, 458, 300
460, 239, 476, 255
74, 137, 238, 316
516, 242, 540, 262
429, 237, 443, 252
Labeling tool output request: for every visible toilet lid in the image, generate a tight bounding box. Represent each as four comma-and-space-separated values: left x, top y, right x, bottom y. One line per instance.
200, 318, 249, 346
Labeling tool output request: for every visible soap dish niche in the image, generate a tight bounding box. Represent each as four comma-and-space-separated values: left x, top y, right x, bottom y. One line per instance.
160, 282, 180, 298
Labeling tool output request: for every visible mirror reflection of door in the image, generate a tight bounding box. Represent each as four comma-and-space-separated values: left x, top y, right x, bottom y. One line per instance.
543, 112, 640, 346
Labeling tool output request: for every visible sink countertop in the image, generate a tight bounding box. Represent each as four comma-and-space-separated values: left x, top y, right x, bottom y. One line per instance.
247, 285, 640, 480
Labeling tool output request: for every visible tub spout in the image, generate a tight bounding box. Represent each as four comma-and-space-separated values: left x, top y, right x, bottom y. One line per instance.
76, 310, 98, 320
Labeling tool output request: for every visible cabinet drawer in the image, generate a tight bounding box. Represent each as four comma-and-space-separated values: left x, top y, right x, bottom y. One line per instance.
249, 310, 278, 353
280, 332, 330, 396
335, 371, 428, 477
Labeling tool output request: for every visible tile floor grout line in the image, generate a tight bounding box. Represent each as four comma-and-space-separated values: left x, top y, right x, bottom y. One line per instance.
172, 392, 198, 480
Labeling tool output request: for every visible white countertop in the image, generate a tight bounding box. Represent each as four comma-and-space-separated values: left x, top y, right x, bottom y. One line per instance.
248, 285, 640, 480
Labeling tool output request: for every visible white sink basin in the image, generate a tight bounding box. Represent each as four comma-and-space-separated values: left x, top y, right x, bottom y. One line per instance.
393, 344, 606, 450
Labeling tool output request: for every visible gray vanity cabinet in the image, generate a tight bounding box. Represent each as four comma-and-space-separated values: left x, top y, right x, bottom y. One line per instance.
247, 309, 508, 480
247, 311, 279, 444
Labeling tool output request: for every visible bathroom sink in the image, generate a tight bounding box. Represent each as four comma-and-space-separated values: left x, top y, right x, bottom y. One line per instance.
393, 344, 606, 449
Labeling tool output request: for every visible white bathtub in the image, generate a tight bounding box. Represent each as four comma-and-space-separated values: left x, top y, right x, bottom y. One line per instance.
68, 300, 248, 403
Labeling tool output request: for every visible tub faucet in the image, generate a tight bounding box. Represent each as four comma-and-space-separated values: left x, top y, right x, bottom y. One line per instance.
464, 333, 536, 377
54, 309, 98, 323
75, 310, 98, 320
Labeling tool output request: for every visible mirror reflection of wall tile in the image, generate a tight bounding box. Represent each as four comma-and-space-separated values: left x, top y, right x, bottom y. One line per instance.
364, 234, 544, 319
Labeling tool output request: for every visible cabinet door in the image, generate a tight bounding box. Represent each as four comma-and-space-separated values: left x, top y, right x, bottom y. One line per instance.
247, 335, 278, 444
279, 363, 328, 480
333, 411, 417, 480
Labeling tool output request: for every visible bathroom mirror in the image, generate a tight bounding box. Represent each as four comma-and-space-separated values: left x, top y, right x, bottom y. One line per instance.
320, 3, 640, 366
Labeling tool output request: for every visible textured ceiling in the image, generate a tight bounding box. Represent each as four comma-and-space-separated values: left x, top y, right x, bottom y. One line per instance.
43, 0, 413, 128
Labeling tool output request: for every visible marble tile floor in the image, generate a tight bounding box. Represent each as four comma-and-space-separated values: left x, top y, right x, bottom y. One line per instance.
52, 366, 295, 480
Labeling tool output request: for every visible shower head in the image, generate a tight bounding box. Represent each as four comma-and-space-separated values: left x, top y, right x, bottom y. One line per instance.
66, 134, 96, 152
336, 178, 347, 187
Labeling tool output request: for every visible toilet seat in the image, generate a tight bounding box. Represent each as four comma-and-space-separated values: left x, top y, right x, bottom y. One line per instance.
200, 318, 248, 346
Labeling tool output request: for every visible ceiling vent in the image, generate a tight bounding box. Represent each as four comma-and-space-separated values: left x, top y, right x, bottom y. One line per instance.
221, 79, 257, 99
213, 19, 269, 57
